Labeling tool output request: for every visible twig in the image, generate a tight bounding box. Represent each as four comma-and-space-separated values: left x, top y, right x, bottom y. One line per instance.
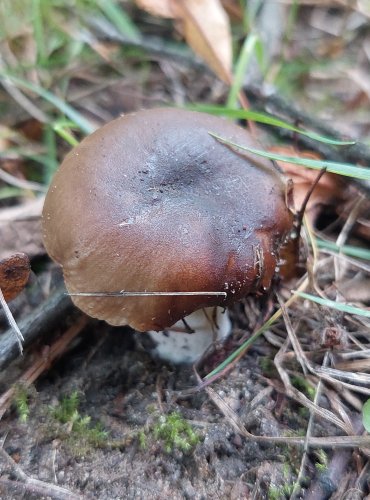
0, 315, 89, 419
0, 447, 84, 500
0, 286, 78, 372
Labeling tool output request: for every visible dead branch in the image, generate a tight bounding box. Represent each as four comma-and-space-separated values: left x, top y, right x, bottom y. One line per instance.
0, 447, 85, 500
0, 287, 78, 372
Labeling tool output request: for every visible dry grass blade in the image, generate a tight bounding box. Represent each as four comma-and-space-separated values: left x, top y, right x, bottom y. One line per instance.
274, 341, 353, 434
334, 195, 366, 285
290, 352, 330, 499
0, 168, 47, 193
315, 365, 370, 387
276, 293, 309, 374
0, 287, 23, 354
336, 358, 370, 372
205, 383, 370, 449
0, 53, 49, 124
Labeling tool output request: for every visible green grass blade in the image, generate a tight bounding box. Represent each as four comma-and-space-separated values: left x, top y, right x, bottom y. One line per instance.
194, 105, 355, 145
209, 132, 370, 180
294, 291, 370, 318
32, 0, 46, 66
205, 310, 278, 380
363, 399, 370, 433
1, 73, 95, 135
53, 119, 79, 146
316, 239, 370, 261
97, 0, 140, 42
0, 187, 24, 199
227, 33, 259, 108
43, 125, 58, 184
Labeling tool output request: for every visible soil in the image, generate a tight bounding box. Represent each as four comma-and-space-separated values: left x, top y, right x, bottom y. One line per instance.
0, 312, 312, 500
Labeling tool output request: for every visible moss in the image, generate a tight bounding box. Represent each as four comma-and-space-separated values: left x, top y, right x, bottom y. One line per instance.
50, 391, 108, 455
138, 430, 147, 450
152, 411, 200, 454
290, 375, 316, 400
268, 482, 295, 500
314, 449, 328, 472
13, 384, 31, 423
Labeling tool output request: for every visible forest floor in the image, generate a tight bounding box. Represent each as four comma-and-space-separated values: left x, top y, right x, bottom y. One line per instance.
1, 2, 370, 499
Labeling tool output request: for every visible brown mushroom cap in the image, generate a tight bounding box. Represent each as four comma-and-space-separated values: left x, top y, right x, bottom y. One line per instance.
42, 108, 293, 331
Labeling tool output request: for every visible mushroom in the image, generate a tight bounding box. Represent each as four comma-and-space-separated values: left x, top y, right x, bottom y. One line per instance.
42, 108, 293, 363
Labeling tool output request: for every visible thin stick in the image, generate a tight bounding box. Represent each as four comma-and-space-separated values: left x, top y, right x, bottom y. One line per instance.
0, 447, 83, 500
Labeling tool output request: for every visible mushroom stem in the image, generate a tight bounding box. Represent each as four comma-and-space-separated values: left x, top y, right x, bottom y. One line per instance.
147, 306, 232, 364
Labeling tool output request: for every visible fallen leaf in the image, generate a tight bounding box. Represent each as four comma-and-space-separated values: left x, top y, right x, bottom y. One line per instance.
135, 0, 173, 17
135, 0, 232, 83
175, 0, 232, 83
0, 197, 44, 260
220, 0, 243, 20
0, 252, 30, 302
269, 145, 346, 221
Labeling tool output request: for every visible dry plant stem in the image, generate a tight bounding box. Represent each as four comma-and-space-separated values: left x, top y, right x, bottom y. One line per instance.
0, 168, 46, 192
305, 416, 365, 500
320, 250, 370, 274
334, 195, 366, 286
281, 290, 370, 396
0, 447, 83, 500
276, 293, 308, 375
274, 340, 352, 434
0, 287, 23, 354
0, 315, 89, 420
296, 168, 328, 242
199, 379, 370, 449
0, 53, 49, 124
238, 89, 257, 138
325, 386, 356, 433
290, 352, 330, 500
198, 276, 310, 386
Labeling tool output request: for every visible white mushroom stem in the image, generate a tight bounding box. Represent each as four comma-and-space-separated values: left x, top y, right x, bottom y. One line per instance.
148, 306, 232, 364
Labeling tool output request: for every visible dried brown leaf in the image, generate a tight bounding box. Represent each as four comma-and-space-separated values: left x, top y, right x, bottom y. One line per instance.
270, 145, 346, 221
175, 0, 232, 83
135, 0, 174, 17
136, 0, 232, 83
0, 197, 44, 260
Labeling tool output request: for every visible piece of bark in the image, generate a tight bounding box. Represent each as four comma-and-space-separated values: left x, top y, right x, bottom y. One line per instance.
0, 253, 30, 302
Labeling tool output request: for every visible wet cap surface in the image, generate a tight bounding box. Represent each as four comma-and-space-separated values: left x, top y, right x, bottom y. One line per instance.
42, 108, 293, 331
